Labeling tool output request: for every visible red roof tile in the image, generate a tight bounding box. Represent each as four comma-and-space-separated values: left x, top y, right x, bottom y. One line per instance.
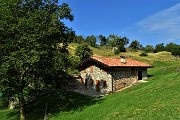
87, 56, 152, 68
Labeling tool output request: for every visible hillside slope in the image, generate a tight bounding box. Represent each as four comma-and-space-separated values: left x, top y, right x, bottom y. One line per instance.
0, 44, 180, 120
69, 43, 179, 63
50, 60, 180, 120
52, 44, 180, 120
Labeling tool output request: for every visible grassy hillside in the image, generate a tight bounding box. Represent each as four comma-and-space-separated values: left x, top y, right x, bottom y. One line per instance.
50, 60, 180, 120
69, 43, 178, 64
0, 44, 180, 120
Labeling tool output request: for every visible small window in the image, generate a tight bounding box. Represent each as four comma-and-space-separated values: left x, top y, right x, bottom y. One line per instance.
103, 81, 107, 88
90, 79, 93, 85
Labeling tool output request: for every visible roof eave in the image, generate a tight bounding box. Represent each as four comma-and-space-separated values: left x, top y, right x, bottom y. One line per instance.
109, 66, 153, 68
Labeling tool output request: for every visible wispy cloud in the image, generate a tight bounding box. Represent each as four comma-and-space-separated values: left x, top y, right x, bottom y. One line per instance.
122, 3, 180, 45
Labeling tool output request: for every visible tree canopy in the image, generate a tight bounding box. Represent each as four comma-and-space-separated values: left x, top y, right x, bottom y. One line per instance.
165, 43, 180, 56
85, 35, 97, 47
154, 43, 165, 53
107, 34, 129, 52
144, 45, 154, 53
75, 44, 93, 61
129, 40, 142, 51
99, 35, 108, 46
0, 0, 74, 120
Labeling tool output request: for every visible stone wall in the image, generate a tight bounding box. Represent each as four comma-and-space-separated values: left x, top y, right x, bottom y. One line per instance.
80, 66, 148, 95
111, 68, 138, 91
80, 65, 112, 94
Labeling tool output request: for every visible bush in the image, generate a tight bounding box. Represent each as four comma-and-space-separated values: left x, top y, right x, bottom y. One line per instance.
114, 48, 119, 54
154, 43, 165, 53
75, 44, 93, 61
139, 52, 148, 56
145, 45, 154, 53
165, 43, 180, 56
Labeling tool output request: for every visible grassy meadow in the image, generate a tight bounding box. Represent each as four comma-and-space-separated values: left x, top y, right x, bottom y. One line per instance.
0, 45, 180, 120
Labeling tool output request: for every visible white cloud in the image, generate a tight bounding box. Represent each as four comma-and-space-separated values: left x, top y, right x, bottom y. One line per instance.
122, 3, 180, 45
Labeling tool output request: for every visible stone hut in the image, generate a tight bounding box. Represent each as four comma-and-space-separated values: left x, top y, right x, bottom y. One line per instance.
78, 56, 152, 95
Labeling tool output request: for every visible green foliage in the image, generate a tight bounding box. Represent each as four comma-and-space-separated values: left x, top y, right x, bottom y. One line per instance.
85, 35, 97, 47
114, 48, 119, 54
73, 35, 85, 43
108, 39, 116, 48
0, 96, 8, 109
129, 40, 142, 51
0, 0, 74, 119
49, 61, 179, 120
99, 35, 108, 46
107, 34, 129, 52
0, 50, 180, 120
154, 43, 165, 53
75, 44, 93, 61
165, 43, 180, 56
145, 45, 154, 53
139, 52, 148, 56
67, 56, 80, 75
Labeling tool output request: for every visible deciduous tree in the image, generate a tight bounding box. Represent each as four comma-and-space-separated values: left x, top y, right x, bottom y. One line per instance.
145, 45, 154, 53
107, 34, 129, 52
0, 0, 74, 119
99, 35, 107, 46
129, 40, 142, 51
85, 35, 97, 47
75, 44, 93, 61
154, 43, 165, 53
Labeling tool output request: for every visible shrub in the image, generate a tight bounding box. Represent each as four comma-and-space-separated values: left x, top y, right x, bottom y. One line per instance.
114, 48, 119, 54
75, 44, 93, 61
145, 45, 154, 53
139, 52, 148, 56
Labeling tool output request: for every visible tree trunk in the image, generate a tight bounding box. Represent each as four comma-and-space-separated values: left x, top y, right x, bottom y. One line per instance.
18, 90, 26, 120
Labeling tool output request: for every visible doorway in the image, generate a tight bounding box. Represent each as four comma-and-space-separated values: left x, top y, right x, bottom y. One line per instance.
138, 71, 142, 80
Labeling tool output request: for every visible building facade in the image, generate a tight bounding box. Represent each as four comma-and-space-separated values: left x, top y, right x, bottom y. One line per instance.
79, 57, 152, 94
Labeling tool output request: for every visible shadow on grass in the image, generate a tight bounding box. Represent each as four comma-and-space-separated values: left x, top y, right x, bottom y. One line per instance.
7, 110, 19, 120
148, 74, 154, 78
25, 89, 103, 120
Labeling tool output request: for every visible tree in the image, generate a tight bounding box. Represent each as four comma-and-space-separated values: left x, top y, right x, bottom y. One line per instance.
165, 42, 176, 52
85, 35, 97, 47
108, 39, 116, 48
116, 37, 129, 52
75, 44, 93, 61
154, 43, 165, 53
107, 34, 129, 52
145, 45, 154, 53
73, 35, 85, 43
107, 34, 117, 47
99, 35, 107, 46
0, 1, 74, 120
165, 43, 180, 56
129, 40, 142, 51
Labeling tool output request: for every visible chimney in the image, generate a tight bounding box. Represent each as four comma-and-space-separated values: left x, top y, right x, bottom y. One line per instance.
120, 56, 126, 64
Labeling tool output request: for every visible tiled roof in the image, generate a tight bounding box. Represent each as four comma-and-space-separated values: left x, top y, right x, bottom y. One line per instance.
81, 56, 152, 68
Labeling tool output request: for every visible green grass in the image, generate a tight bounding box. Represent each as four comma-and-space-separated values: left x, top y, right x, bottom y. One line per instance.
0, 109, 18, 120
50, 61, 180, 120
0, 46, 180, 120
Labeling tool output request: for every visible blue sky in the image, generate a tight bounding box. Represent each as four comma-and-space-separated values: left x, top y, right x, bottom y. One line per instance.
59, 0, 180, 46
